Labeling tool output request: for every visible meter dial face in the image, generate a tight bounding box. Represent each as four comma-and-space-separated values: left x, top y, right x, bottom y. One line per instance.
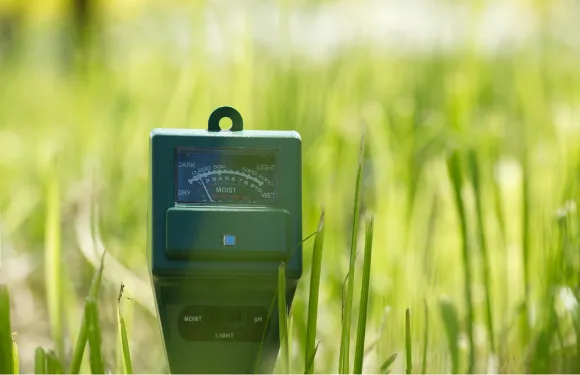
175, 148, 278, 204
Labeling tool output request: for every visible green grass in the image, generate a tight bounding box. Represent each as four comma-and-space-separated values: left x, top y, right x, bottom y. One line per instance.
117, 301, 133, 375
439, 297, 460, 374
0, 255, 107, 373
405, 308, 412, 375
353, 216, 374, 374
1, 1, 580, 373
44, 168, 64, 361
446, 150, 475, 373
0, 285, 13, 374
305, 211, 325, 374
277, 262, 290, 374
467, 150, 496, 355
34, 347, 46, 374
12, 334, 19, 374
46, 350, 64, 374
85, 298, 104, 374
69, 253, 105, 374
339, 131, 365, 374
380, 353, 398, 374
421, 301, 428, 375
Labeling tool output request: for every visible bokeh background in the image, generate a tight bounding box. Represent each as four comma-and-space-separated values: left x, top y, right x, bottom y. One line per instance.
1, 0, 580, 373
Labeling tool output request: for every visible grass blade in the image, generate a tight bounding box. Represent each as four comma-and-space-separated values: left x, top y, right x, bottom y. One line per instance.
12, 334, 18, 374
529, 314, 556, 373
304, 210, 325, 374
45, 173, 64, 360
69, 252, 106, 373
446, 150, 475, 372
254, 289, 277, 374
339, 130, 366, 374
304, 341, 320, 375
288, 312, 293, 371
35, 347, 47, 374
380, 353, 398, 374
421, 301, 429, 375
46, 350, 64, 374
467, 150, 496, 354
0, 285, 14, 374
353, 216, 375, 374
254, 231, 319, 372
89, 252, 106, 300
254, 234, 317, 375
406, 308, 412, 374
86, 298, 105, 374
118, 304, 133, 374
520, 143, 531, 343
278, 262, 290, 374
439, 297, 460, 374
574, 309, 580, 374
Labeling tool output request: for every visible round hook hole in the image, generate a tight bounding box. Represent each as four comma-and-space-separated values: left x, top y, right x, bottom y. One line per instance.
208, 106, 244, 132
219, 117, 233, 130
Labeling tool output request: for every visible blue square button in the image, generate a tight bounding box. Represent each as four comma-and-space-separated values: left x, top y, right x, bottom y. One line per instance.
223, 235, 236, 246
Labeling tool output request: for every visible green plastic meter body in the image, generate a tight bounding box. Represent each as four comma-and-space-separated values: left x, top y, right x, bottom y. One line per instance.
148, 107, 302, 374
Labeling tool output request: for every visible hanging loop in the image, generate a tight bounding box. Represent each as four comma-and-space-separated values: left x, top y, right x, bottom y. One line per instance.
208, 106, 244, 132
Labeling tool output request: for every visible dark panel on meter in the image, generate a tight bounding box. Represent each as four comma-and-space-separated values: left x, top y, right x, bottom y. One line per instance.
165, 207, 289, 259
175, 148, 279, 204
177, 306, 270, 342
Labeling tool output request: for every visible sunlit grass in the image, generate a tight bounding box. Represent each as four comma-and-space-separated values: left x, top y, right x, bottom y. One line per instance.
467, 150, 496, 356
305, 211, 325, 374
405, 308, 412, 375
353, 216, 374, 374
380, 352, 398, 374
446, 150, 475, 373
420, 301, 428, 375
277, 263, 290, 374
46, 349, 64, 374
0, 1, 579, 373
34, 347, 46, 374
69, 254, 105, 374
85, 298, 104, 374
117, 299, 133, 375
439, 297, 460, 374
339, 132, 365, 374
0, 285, 13, 374
44, 168, 64, 361
12, 334, 19, 374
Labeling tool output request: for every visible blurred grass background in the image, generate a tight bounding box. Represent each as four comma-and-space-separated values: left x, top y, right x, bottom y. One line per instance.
1, 0, 580, 373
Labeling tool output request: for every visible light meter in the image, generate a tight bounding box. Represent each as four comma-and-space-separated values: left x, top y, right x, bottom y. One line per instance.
148, 107, 302, 374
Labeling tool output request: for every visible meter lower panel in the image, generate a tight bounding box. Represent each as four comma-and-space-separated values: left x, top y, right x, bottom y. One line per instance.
154, 277, 297, 374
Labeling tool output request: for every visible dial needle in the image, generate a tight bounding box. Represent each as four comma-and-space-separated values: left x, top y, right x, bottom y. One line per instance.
199, 176, 214, 202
